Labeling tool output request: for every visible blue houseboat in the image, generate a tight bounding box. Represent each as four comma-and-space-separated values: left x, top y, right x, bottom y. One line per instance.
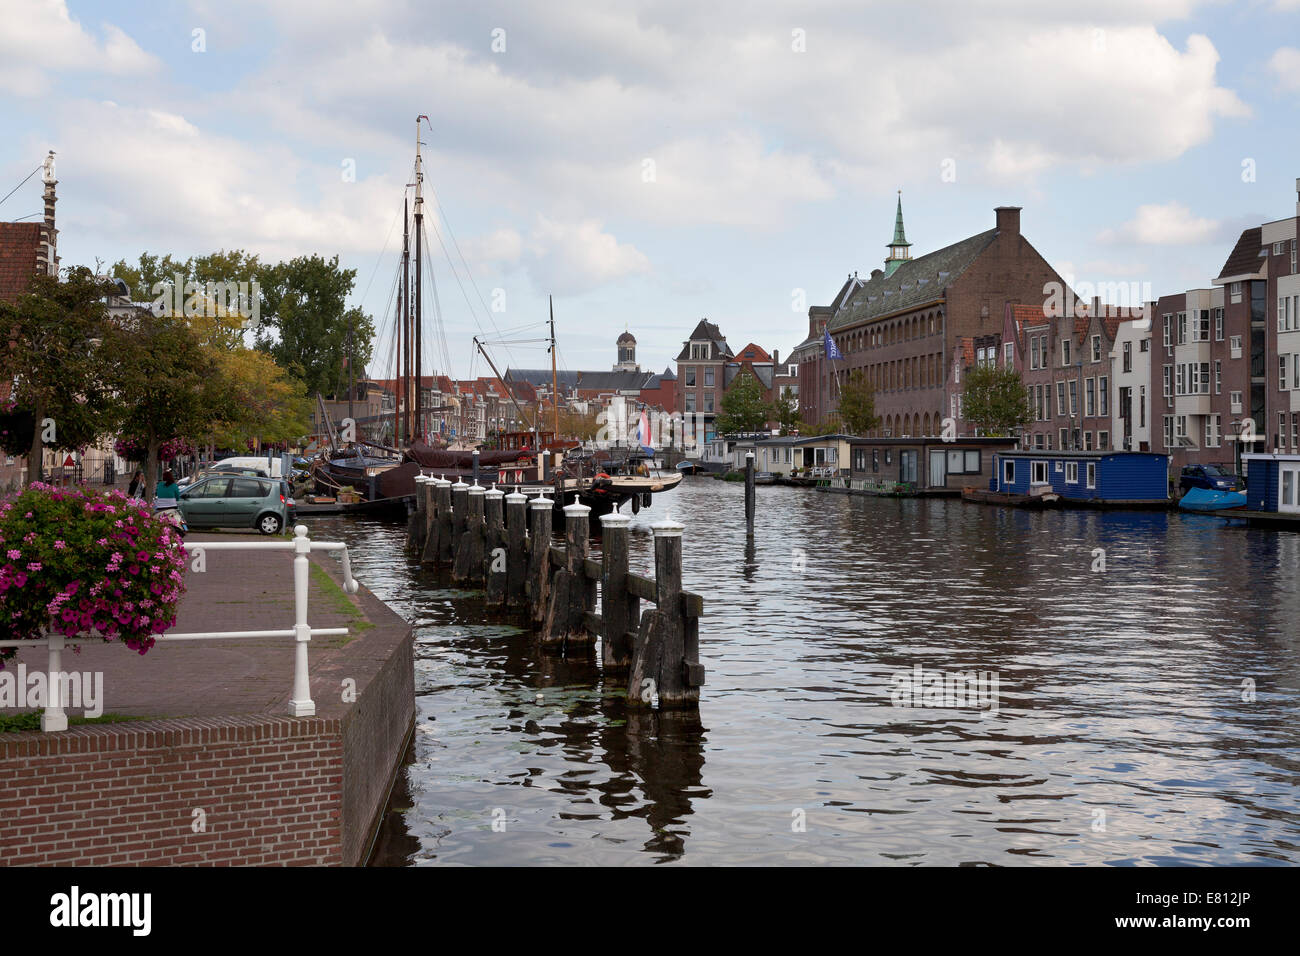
976, 450, 1169, 508
1231, 453, 1300, 526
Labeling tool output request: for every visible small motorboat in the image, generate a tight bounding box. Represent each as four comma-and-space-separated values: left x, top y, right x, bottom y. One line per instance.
1178, 486, 1246, 512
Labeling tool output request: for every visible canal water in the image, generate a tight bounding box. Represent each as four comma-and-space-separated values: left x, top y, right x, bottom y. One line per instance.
307, 479, 1300, 866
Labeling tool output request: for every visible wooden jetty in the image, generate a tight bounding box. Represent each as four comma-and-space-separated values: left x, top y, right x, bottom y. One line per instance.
407, 475, 705, 709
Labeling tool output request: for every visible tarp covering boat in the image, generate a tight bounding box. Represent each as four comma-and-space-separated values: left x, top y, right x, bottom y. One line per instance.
403, 439, 535, 470
1178, 487, 1246, 512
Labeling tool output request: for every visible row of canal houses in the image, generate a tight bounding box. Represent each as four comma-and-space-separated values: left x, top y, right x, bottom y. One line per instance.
758, 180, 1300, 519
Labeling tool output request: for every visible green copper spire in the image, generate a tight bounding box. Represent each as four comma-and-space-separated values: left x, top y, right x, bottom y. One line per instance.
884, 190, 912, 276
891, 192, 909, 247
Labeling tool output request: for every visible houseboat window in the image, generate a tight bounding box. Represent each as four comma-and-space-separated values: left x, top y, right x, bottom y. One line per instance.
1065, 461, 1079, 483
872, 449, 879, 472
1086, 462, 1096, 489
900, 451, 917, 483
1031, 460, 1048, 484
1002, 459, 1014, 485
1055, 461, 1063, 473
1283, 470, 1294, 508
885, 449, 893, 465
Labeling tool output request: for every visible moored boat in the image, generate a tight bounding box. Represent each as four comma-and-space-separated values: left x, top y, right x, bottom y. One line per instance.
961, 487, 1061, 509
1178, 486, 1246, 512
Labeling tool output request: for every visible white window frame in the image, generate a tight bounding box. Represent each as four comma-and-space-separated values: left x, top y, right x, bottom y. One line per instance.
1065, 461, 1079, 484
1002, 458, 1015, 486
1031, 460, 1048, 484
1086, 462, 1096, 490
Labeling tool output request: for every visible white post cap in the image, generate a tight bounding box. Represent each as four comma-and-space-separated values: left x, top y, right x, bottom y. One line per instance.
563, 502, 591, 517
505, 491, 527, 503
468, 483, 485, 495
530, 495, 554, 509
600, 511, 631, 527
484, 486, 505, 498
651, 515, 685, 537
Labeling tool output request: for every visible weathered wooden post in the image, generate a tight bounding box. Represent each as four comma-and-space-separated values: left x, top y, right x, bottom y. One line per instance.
425, 476, 453, 566
450, 477, 469, 547
527, 495, 553, 626
744, 450, 755, 533
543, 502, 595, 650
472, 449, 481, 486
484, 486, 506, 605
505, 489, 528, 608
453, 482, 486, 585
411, 474, 429, 550
599, 510, 637, 670
629, 514, 692, 708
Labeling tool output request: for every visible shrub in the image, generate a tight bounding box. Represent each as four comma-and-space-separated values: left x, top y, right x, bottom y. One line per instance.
0, 484, 188, 667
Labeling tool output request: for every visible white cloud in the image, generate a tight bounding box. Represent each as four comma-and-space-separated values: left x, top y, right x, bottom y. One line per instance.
0, 0, 158, 95
1268, 47, 1300, 92
524, 217, 650, 295
1098, 202, 1219, 245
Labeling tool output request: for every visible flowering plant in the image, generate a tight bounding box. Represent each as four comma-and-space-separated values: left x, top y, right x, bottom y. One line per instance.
113, 435, 195, 463
0, 484, 188, 666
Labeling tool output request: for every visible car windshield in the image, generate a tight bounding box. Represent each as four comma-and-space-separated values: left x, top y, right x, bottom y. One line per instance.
1201, 465, 1228, 476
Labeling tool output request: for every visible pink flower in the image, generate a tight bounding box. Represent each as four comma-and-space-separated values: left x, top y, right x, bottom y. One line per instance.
6, 549, 18, 560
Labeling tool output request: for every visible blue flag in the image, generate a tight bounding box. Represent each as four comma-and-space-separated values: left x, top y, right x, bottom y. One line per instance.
823, 328, 844, 361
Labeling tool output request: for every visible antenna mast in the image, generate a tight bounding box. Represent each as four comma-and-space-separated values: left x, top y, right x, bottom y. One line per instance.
549, 295, 560, 440
414, 115, 426, 445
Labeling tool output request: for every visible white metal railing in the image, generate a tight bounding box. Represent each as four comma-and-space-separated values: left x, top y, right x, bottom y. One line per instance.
0, 524, 360, 732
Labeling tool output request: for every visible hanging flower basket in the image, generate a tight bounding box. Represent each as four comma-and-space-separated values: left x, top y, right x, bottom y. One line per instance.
0, 484, 188, 667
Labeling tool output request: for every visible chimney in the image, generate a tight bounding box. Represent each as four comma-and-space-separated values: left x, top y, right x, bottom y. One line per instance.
772, 349, 779, 366
995, 206, 1021, 236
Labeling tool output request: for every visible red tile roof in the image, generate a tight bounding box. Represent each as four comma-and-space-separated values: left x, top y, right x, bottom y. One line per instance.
0, 222, 43, 303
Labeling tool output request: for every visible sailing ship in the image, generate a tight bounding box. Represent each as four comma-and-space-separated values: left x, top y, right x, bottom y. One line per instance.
308, 117, 681, 520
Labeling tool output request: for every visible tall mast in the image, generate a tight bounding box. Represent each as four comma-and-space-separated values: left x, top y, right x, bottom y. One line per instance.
474, 336, 534, 433
400, 196, 410, 445
549, 295, 559, 439
414, 115, 426, 444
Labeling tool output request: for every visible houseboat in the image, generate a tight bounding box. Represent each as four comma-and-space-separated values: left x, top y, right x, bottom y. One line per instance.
1219, 453, 1300, 527
845, 436, 1018, 497
731, 434, 855, 483
976, 450, 1170, 509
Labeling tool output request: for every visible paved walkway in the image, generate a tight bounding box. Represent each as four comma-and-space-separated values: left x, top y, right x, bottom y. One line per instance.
5, 531, 411, 721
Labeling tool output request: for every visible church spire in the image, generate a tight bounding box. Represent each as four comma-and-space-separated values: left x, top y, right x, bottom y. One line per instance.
885, 190, 911, 276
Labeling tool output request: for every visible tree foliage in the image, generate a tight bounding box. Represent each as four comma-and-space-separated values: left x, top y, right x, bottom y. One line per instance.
715, 368, 769, 435
834, 370, 880, 435
961, 363, 1031, 436
0, 268, 120, 477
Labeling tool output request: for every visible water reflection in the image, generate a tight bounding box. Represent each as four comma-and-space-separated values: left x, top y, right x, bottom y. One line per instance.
312, 478, 1300, 866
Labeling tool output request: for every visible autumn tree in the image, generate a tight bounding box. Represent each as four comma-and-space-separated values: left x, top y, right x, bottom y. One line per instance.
715, 368, 769, 435
832, 370, 880, 435
962, 363, 1031, 436
0, 268, 120, 484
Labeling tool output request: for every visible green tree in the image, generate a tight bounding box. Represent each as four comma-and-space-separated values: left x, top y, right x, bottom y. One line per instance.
0, 268, 120, 483
102, 310, 222, 501
961, 363, 1031, 436
255, 255, 375, 399
771, 386, 800, 436
834, 370, 880, 435
715, 368, 769, 435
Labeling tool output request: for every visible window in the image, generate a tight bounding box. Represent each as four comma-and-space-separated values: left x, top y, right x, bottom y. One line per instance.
703, 392, 714, 412
1163, 415, 1174, 449
1230, 334, 1243, 358
230, 478, 269, 498
1098, 430, 1109, 450
1099, 376, 1108, 416
684, 367, 696, 387
1068, 380, 1078, 416
1140, 338, 1150, 353
1083, 431, 1093, 451
1293, 239, 1298, 274
1163, 365, 1172, 399
1214, 308, 1224, 341
872, 449, 879, 472
704, 368, 714, 387
1065, 461, 1079, 483
685, 393, 696, 412
1294, 414, 1299, 451
1230, 282, 1242, 305
1175, 416, 1188, 445
1122, 341, 1132, 373
1139, 386, 1146, 428
1197, 310, 1211, 341
1055, 460, 1063, 473
1282, 354, 1290, 392
1042, 385, 1051, 419
1215, 360, 1222, 394
1059, 427, 1068, 449
1294, 353, 1300, 390
1282, 413, 1289, 450
1230, 390, 1243, 413
1206, 414, 1220, 448
1091, 334, 1101, 362
1004, 342, 1014, 367
1085, 377, 1096, 417
1031, 460, 1048, 483
1056, 382, 1066, 418
1062, 339, 1071, 366
1086, 462, 1096, 489
1177, 312, 1187, 345
189, 478, 231, 499
1275, 241, 1287, 256
1002, 459, 1015, 486
1163, 314, 1171, 348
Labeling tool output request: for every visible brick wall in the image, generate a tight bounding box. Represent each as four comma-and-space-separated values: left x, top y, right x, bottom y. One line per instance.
0, 717, 343, 865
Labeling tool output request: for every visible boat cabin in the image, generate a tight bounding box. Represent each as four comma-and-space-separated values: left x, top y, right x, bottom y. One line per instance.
732, 434, 855, 477
848, 436, 1016, 495
990, 450, 1169, 505
1241, 453, 1300, 514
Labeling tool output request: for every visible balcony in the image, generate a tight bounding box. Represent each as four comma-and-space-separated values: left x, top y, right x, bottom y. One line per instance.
1174, 393, 1212, 417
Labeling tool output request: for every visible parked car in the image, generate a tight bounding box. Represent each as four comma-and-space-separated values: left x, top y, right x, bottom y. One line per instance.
178, 463, 271, 490
1179, 463, 1243, 494
178, 475, 292, 534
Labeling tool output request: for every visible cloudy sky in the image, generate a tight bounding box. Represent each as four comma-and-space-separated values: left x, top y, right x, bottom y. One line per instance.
2, 0, 1298, 380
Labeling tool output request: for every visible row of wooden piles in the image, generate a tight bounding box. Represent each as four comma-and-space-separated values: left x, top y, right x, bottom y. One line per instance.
407, 475, 705, 708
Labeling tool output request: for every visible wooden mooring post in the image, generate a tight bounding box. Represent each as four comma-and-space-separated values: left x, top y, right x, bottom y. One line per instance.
744, 450, 755, 533
407, 488, 704, 710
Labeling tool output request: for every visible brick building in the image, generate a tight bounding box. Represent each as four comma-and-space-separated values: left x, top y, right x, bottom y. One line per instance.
792, 200, 1071, 438
674, 319, 733, 442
